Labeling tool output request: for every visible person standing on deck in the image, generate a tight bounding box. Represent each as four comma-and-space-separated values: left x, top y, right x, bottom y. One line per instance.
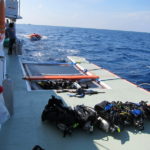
6, 22, 16, 55
5, 19, 9, 38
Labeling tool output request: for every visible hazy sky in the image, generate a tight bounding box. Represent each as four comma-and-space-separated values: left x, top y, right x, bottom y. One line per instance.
17, 0, 150, 32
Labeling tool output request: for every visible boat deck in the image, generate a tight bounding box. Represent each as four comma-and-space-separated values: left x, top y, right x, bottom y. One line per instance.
0, 54, 150, 150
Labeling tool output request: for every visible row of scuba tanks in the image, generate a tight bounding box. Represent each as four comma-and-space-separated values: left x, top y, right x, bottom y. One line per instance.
37, 80, 89, 90
41, 96, 150, 137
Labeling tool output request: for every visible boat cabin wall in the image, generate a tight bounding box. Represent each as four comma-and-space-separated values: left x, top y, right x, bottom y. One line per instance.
5, 0, 22, 20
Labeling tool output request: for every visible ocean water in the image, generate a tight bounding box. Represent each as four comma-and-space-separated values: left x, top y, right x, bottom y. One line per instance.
16, 24, 150, 91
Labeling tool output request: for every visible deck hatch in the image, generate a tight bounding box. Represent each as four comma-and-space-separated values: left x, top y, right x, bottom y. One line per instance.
21, 62, 103, 91
23, 63, 83, 76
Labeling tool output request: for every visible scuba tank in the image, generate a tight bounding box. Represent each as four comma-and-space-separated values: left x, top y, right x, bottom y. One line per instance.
97, 116, 110, 132
72, 82, 81, 89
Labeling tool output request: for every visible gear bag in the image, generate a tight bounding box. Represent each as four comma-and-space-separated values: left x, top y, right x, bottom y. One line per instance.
41, 96, 78, 137
74, 105, 97, 132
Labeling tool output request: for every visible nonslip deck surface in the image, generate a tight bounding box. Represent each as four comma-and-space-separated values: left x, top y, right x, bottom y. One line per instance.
0, 55, 150, 150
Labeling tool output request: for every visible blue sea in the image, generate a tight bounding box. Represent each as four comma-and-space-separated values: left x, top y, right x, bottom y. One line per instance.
16, 24, 150, 91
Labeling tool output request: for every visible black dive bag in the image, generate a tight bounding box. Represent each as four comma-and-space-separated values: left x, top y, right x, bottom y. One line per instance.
41, 96, 78, 137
